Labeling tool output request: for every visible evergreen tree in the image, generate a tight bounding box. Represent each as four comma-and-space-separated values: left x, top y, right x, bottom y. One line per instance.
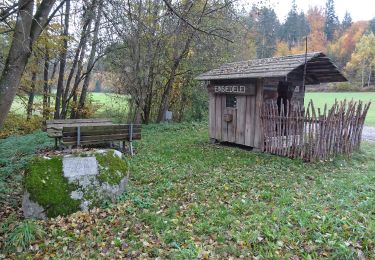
324, 0, 339, 41
252, 6, 280, 58
280, 0, 309, 49
94, 80, 102, 93
297, 11, 310, 42
341, 11, 352, 31
370, 17, 375, 33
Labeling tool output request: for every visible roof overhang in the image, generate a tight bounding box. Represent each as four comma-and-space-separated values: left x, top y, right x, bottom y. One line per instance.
196, 52, 347, 85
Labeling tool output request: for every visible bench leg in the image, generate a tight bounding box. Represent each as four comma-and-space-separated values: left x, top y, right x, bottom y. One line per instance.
129, 141, 134, 156
55, 138, 58, 149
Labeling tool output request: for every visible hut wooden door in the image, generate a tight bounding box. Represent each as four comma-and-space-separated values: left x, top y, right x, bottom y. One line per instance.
222, 95, 236, 143
221, 95, 256, 146
222, 107, 235, 143
208, 82, 259, 148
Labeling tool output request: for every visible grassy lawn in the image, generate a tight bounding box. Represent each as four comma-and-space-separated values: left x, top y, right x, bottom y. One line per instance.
1, 123, 374, 258
305, 92, 375, 126
11, 93, 129, 119
11, 92, 375, 125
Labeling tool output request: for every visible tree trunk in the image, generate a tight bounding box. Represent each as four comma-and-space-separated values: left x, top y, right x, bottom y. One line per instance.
361, 61, 365, 88
48, 61, 58, 108
143, 91, 153, 124
43, 47, 50, 119
61, 2, 94, 118
0, 0, 34, 127
60, 34, 87, 118
77, 1, 103, 118
157, 63, 179, 122
157, 33, 193, 123
67, 36, 90, 119
141, 0, 160, 124
54, 0, 70, 119
27, 72, 37, 121
0, 0, 56, 126
368, 64, 372, 88
177, 89, 188, 122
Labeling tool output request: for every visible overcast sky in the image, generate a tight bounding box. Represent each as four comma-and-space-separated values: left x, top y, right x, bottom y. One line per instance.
238, 0, 375, 22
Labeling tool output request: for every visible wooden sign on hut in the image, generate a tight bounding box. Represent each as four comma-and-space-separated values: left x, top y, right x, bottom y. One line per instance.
196, 52, 370, 161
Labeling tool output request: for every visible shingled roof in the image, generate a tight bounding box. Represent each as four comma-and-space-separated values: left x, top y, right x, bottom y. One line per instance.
196, 52, 347, 84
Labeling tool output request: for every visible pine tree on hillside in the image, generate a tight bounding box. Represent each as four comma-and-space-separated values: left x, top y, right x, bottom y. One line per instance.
370, 17, 375, 33
252, 6, 280, 58
280, 0, 309, 49
297, 11, 310, 43
341, 11, 353, 31
324, 0, 339, 41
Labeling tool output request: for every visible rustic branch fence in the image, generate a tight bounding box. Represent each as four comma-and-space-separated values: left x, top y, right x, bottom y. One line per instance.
261, 99, 371, 162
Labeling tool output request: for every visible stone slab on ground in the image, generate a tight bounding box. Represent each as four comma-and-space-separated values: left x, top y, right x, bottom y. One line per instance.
23, 149, 128, 219
22, 192, 47, 220
63, 157, 98, 178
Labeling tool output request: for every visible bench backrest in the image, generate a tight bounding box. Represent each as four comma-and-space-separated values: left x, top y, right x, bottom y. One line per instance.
45, 118, 113, 138
62, 124, 142, 146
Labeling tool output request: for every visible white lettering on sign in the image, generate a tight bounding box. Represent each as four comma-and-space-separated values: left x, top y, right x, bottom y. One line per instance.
214, 85, 246, 94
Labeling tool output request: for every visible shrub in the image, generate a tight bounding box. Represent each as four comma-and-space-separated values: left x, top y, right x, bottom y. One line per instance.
0, 113, 43, 139
306, 82, 369, 92
0, 131, 52, 207
74, 94, 102, 118
333, 82, 360, 92
4, 220, 45, 253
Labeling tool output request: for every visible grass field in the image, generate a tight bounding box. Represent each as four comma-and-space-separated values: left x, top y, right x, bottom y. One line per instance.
1, 123, 374, 258
305, 92, 375, 126
11, 93, 129, 118
10, 92, 375, 125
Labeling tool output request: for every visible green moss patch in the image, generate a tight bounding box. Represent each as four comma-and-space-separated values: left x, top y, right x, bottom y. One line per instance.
95, 151, 128, 185
24, 150, 129, 218
24, 157, 80, 218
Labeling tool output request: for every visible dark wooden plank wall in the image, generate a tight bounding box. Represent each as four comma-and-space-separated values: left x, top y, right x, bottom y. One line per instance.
209, 92, 215, 138
245, 94, 256, 147
228, 107, 236, 143
254, 79, 264, 149
215, 96, 222, 140
236, 96, 246, 144
222, 96, 228, 142
208, 79, 263, 149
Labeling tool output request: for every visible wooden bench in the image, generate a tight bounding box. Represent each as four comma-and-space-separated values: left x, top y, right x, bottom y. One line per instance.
44, 118, 114, 147
62, 124, 142, 155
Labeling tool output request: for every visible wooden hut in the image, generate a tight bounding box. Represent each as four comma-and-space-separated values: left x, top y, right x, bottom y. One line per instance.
196, 52, 347, 150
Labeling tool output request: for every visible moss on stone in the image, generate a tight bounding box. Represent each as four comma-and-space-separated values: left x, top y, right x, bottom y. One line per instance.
95, 150, 128, 185
24, 157, 80, 218
24, 150, 128, 218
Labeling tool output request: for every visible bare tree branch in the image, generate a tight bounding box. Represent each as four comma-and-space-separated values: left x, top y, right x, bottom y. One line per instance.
161, 0, 234, 42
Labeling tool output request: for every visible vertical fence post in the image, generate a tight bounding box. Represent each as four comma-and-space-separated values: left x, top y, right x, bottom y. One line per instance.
129, 123, 134, 156
77, 126, 81, 148
260, 100, 370, 161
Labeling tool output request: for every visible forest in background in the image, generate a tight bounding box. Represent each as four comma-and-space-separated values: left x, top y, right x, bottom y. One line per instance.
1, 0, 375, 128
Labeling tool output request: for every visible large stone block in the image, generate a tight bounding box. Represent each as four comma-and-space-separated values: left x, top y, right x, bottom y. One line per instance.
22, 149, 129, 219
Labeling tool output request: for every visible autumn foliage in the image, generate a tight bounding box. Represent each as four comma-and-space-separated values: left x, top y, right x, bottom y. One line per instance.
273, 4, 374, 87
328, 21, 369, 69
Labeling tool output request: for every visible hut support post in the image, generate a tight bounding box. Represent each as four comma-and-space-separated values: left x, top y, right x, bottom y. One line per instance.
253, 78, 264, 151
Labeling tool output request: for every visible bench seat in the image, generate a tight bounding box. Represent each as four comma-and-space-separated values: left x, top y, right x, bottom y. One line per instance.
45, 118, 113, 138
